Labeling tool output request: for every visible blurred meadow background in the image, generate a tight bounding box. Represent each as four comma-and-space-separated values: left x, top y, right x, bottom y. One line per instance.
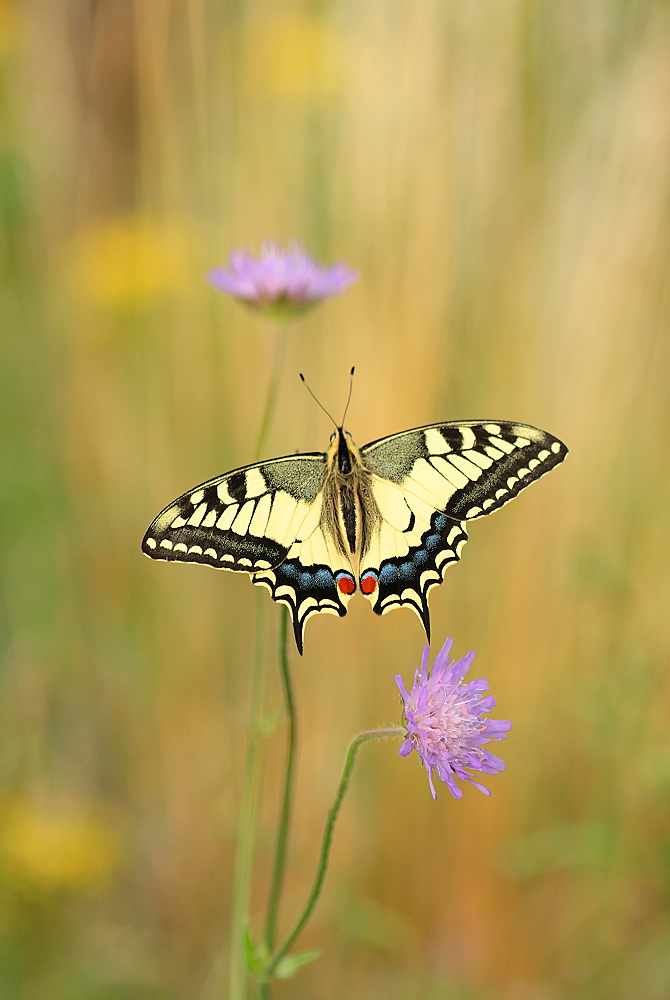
2, 0, 670, 998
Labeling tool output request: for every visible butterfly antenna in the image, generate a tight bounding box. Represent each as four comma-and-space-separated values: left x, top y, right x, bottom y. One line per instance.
299, 374, 338, 429
341, 366, 355, 427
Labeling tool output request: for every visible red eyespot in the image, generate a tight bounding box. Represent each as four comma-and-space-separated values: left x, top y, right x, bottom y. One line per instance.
337, 575, 356, 596
360, 573, 377, 595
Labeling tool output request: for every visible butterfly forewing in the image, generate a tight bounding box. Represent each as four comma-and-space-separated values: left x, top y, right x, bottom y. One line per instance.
253, 520, 356, 654
142, 453, 327, 572
362, 420, 567, 516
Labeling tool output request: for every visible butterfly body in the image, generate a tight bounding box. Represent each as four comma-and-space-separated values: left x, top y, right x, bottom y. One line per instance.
142, 420, 567, 652
321, 428, 376, 560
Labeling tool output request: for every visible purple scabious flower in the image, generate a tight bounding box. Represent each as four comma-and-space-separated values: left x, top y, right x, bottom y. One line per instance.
395, 638, 511, 800
207, 241, 358, 318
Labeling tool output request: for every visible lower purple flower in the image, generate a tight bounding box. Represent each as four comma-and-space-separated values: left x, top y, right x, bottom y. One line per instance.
395, 638, 511, 800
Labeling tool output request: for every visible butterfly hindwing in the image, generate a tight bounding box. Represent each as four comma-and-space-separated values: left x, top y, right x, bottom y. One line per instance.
359, 477, 468, 636
359, 420, 567, 632
253, 522, 356, 654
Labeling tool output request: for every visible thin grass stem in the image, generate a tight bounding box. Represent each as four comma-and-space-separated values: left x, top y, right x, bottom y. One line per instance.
228, 323, 288, 1000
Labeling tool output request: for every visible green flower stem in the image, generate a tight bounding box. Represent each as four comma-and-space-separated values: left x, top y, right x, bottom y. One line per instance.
228, 592, 267, 1000
228, 323, 288, 1000
263, 606, 296, 951
261, 727, 405, 982
255, 326, 288, 463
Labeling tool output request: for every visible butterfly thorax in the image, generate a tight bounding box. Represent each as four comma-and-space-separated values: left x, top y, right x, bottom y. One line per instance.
322, 428, 378, 559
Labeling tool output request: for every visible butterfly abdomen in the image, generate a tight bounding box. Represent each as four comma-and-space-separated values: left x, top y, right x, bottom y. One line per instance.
339, 482, 358, 552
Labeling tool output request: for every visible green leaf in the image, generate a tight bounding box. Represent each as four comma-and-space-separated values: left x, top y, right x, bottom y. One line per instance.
242, 925, 268, 977
274, 950, 322, 980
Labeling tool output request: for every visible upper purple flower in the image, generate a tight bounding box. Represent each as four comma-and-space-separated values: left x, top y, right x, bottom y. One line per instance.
395, 638, 511, 800
207, 241, 358, 318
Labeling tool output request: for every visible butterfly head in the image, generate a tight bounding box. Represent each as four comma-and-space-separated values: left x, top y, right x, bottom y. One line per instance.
327, 426, 359, 476
305, 368, 357, 477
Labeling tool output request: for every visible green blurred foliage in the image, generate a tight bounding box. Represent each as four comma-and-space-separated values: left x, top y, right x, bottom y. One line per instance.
1, 0, 670, 997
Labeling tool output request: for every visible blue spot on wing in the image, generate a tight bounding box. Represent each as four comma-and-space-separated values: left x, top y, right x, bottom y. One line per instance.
314, 568, 335, 588
379, 564, 398, 584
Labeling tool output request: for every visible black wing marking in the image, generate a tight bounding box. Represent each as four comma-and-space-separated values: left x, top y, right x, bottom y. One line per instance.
360, 421, 567, 636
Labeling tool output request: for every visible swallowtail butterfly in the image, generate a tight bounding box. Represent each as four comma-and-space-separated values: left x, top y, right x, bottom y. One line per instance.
143, 421, 567, 652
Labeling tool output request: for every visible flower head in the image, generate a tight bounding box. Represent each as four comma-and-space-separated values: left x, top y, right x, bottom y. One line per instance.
207, 241, 358, 318
395, 638, 511, 800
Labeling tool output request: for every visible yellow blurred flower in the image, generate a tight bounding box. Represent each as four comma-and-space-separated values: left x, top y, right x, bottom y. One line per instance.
243, 15, 342, 99
0, 799, 121, 891
65, 214, 191, 310
0, 0, 18, 58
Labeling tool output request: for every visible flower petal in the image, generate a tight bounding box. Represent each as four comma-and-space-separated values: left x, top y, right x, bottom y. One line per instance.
444, 650, 476, 687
